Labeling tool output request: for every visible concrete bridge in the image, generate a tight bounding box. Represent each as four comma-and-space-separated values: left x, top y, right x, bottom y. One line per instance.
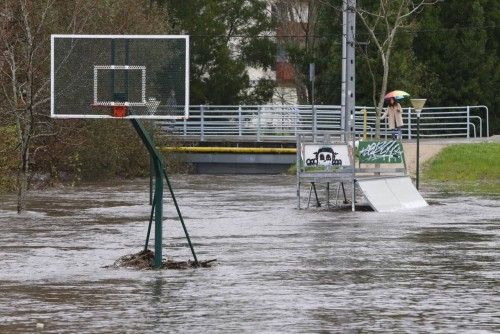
158, 105, 489, 173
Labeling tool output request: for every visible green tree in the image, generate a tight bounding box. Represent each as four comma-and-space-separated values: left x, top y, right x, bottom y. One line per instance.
272, 0, 322, 104
413, 0, 500, 134
162, 0, 276, 105
312, 3, 342, 105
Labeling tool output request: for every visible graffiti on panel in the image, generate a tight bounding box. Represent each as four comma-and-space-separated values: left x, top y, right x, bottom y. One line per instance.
358, 141, 404, 164
301, 144, 351, 172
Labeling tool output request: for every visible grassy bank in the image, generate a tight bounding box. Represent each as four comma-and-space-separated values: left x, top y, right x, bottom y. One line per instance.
423, 143, 500, 194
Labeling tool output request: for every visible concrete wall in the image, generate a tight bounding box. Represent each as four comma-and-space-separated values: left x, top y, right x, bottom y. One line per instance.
172, 152, 295, 174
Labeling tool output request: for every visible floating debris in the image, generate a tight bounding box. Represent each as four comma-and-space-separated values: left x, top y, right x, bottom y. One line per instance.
107, 250, 216, 270
427, 200, 445, 206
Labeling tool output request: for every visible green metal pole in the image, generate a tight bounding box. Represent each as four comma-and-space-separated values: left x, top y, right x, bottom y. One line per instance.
149, 156, 153, 205
130, 119, 164, 268
130, 119, 199, 268
416, 115, 420, 190
153, 159, 163, 268
162, 168, 199, 266
144, 190, 157, 252
149, 121, 155, 205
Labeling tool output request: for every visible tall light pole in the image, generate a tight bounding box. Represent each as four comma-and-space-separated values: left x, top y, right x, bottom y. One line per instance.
410, 98, 426, 189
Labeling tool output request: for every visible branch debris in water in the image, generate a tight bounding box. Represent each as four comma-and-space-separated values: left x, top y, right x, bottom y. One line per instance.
108, 250, 217, 270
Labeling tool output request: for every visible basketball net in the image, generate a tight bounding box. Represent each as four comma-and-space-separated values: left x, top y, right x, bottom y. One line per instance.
146, 98, 160, 115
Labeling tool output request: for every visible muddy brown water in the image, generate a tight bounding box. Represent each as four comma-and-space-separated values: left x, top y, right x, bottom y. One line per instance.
0, 175, 499, 333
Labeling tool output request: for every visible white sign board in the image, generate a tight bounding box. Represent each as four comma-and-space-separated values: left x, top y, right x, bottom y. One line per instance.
300, 144, 352, 172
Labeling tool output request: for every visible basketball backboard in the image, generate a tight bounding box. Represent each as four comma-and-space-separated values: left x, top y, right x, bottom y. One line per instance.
51, 35, 189, 119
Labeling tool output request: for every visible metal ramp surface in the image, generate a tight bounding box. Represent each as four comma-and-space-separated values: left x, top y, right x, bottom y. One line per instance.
357, 176, 428, 212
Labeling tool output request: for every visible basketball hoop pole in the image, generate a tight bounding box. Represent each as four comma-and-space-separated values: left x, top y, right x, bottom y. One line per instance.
130, 119, 163, 267
51, 35, 195, 267
130, 119, 199, 268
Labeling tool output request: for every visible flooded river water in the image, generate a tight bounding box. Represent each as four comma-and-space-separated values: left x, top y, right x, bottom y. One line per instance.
0, 175, 499, 333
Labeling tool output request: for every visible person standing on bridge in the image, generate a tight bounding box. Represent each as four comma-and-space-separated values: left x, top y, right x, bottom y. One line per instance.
381, 97, 404, 140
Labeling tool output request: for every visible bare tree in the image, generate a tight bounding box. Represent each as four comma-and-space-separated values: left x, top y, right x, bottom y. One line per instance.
356, 0, 439, 137
0, 0, 169, 213
317, 0, 439, 137
0, 0, 92, 213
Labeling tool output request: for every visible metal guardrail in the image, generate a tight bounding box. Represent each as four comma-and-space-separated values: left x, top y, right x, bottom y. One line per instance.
159, 105, 489, 142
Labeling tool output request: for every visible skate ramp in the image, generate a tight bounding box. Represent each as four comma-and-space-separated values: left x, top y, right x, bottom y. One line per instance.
357, 176, 428, 212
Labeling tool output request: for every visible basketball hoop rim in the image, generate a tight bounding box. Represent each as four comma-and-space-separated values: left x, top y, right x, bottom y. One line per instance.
87, 103, 187, 120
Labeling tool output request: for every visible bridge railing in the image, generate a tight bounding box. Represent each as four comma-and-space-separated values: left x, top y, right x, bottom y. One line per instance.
159, 105, 488, 142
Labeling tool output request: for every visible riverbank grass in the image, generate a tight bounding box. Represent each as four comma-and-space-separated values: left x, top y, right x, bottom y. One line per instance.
423, 143, 500, 194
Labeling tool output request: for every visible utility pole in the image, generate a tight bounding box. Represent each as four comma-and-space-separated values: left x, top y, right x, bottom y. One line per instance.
310, 63, 316, 141
341, 0, 357, 212
341, 0, 356, 140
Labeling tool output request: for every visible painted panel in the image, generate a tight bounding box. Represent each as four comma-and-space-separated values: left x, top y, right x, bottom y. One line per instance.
300, 144, 352, 172
358, 141, 404, 164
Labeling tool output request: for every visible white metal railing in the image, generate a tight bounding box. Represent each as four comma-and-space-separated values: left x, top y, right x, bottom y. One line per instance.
159, 105, 489, 142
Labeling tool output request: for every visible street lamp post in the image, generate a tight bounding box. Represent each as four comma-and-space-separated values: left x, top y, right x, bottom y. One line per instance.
410, 99, 427, 190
